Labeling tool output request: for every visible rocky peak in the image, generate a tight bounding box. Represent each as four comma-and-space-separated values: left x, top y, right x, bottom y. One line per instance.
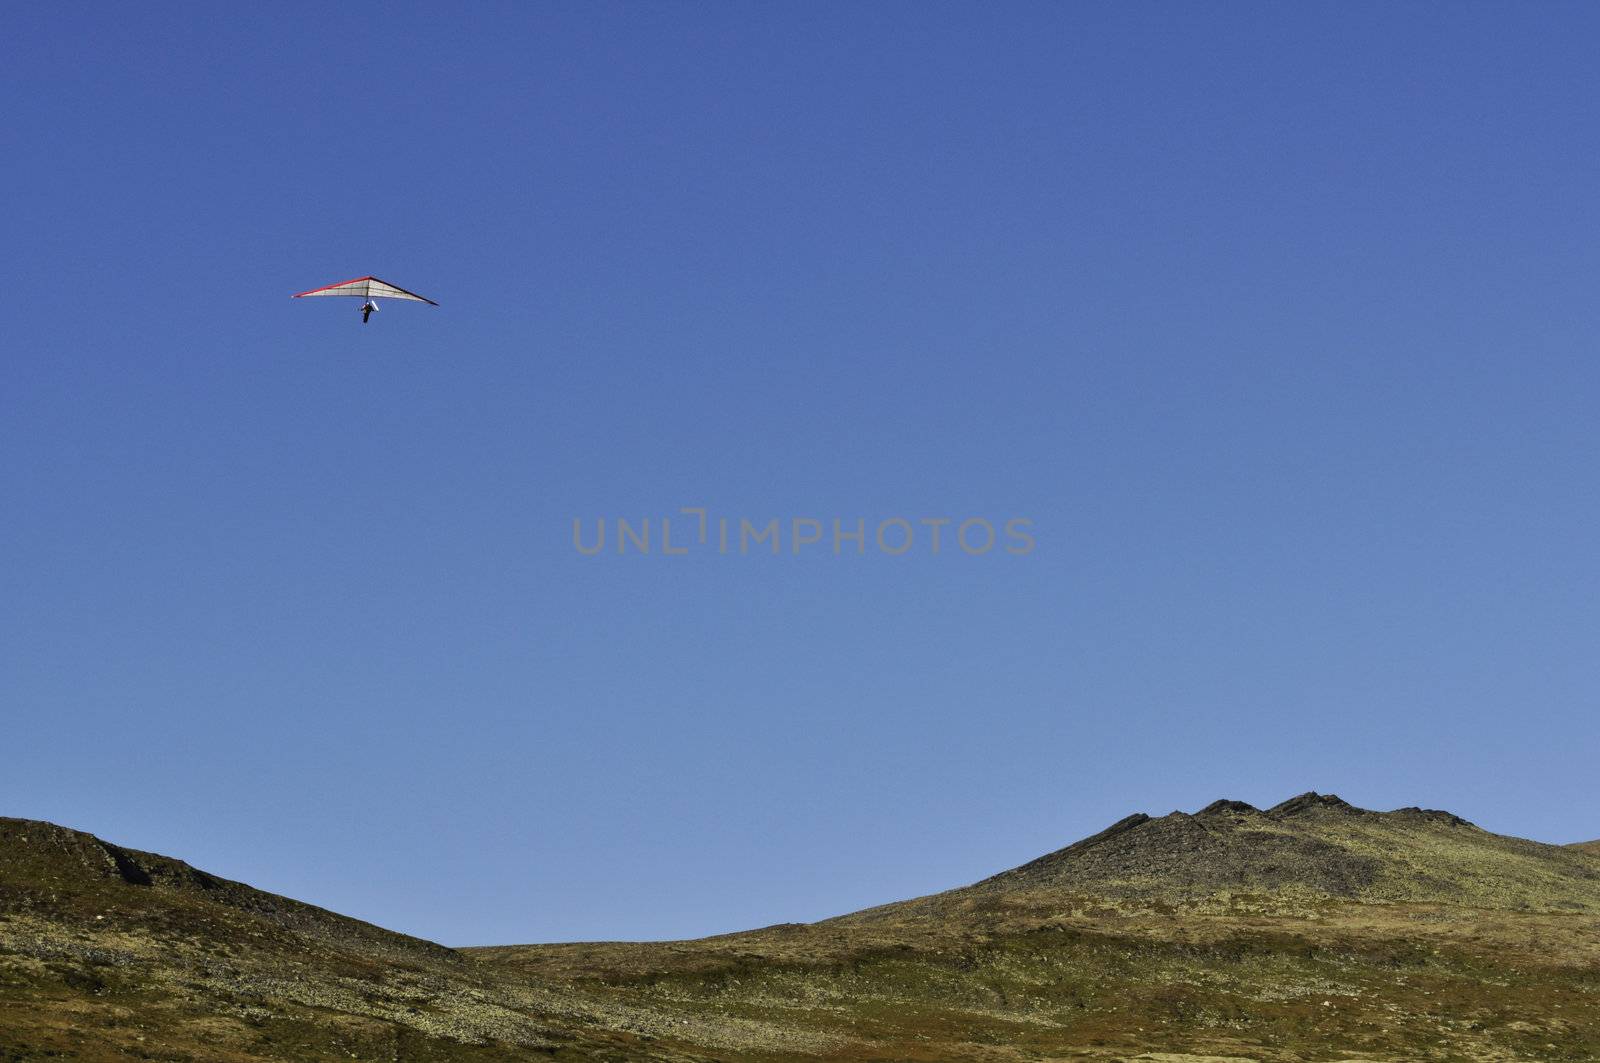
1267, 792, 1362, 817
1196, 799, 1260, 816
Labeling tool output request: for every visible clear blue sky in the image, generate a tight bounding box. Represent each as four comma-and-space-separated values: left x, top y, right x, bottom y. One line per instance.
4, 4, 1597, 946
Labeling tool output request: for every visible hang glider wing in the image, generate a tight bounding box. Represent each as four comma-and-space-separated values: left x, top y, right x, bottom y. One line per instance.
292, 276, 439, 305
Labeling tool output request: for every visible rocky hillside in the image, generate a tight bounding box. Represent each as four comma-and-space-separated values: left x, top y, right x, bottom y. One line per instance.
0, 817, 456, 967
5, 798, 1600, 1062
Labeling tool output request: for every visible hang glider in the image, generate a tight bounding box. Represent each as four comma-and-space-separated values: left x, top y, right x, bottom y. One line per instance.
292, 276, 439, 323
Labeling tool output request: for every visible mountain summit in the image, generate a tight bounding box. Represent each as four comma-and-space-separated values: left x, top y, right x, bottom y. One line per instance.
954, 791, 1600, 911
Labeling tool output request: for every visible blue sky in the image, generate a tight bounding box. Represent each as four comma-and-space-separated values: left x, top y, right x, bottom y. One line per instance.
4, 3, 1598, 945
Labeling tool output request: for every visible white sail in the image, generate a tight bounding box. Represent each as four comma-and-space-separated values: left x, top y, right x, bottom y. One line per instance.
292, 276, 438, 305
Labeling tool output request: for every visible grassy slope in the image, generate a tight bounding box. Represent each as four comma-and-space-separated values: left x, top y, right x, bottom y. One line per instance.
5, 800, 1600, 1062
